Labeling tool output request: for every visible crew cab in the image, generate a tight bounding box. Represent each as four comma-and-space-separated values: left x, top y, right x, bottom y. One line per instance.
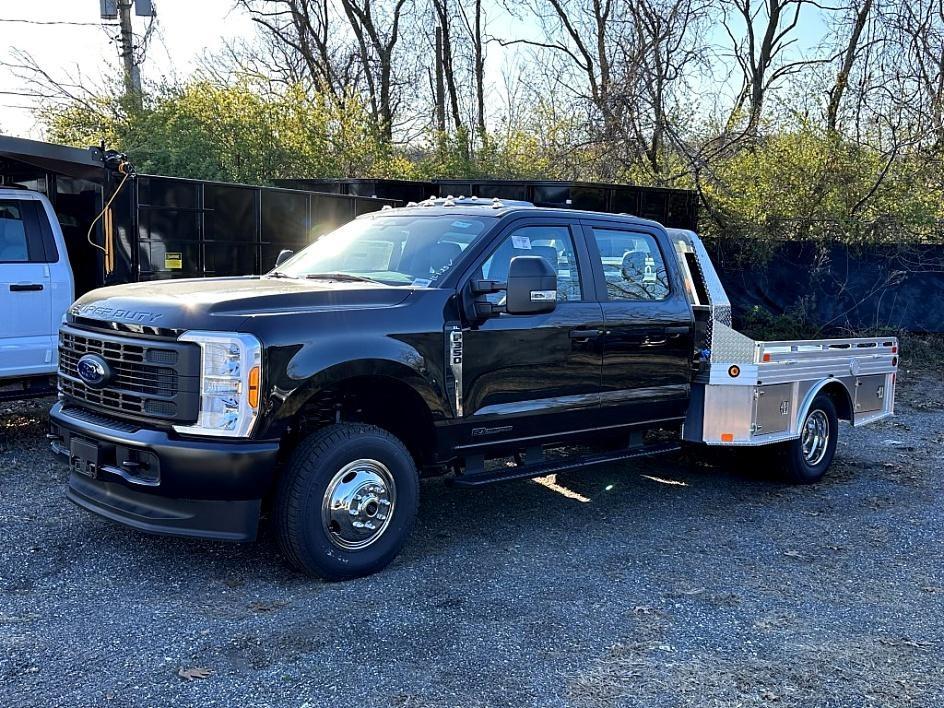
0, 189, 74, 400
48, 198, 898, 579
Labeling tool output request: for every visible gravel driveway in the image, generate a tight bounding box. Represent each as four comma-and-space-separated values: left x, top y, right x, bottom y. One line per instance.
1, 369, 942, 708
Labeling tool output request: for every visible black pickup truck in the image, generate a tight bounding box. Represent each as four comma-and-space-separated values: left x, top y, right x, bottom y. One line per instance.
49, 197, 898, 579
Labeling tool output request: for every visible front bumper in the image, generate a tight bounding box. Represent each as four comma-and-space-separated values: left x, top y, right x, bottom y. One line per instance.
49, 401, 280, 541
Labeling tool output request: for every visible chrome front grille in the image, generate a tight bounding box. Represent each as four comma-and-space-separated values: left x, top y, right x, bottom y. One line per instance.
57, 325, 200, 424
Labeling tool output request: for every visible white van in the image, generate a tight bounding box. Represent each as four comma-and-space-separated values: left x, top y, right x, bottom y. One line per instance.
0, 189, 74, 399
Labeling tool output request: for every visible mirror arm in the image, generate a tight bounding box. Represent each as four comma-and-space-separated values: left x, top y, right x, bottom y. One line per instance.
474, 301, 505, 318
470, 279, 506, 295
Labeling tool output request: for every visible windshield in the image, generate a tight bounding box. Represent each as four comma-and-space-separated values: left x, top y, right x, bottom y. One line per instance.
274, 214, 494, 286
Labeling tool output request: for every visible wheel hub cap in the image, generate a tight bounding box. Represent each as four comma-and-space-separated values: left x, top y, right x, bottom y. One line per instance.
322, 459, 396, 550
801, 409, 830, 466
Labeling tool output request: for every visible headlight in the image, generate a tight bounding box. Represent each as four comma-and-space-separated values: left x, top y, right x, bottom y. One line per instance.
173, 331, 262, 438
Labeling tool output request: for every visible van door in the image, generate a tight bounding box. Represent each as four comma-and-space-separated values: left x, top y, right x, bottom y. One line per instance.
0, 199, 56, 378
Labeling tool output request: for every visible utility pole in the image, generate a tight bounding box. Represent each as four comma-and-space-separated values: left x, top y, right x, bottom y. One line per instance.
117, 0, 142, 107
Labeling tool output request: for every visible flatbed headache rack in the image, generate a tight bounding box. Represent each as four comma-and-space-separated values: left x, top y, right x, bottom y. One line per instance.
668, 228, 898, 447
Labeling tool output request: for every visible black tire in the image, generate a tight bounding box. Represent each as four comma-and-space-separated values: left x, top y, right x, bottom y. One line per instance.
769, 393, 839, 484
275, 423, 419, 580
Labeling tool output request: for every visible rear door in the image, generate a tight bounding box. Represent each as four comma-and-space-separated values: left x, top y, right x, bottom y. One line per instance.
0, 199, 56, 378
583, 221, 694, 424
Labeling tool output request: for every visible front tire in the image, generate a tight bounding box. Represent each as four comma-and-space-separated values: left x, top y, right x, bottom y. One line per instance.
275, 423, 419, 580
770, 394, 839, 484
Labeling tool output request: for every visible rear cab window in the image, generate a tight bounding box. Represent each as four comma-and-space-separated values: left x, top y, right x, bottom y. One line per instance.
591, 227, 670, 301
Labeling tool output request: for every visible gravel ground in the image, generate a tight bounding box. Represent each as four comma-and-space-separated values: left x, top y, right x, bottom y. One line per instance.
1, 369, 942, 708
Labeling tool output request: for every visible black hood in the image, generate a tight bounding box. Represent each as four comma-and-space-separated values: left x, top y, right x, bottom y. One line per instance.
69, 276, 414, 333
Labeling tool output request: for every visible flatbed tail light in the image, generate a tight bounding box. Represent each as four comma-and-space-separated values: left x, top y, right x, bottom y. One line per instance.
173, 331, 262, 438
762, 353, 771, 362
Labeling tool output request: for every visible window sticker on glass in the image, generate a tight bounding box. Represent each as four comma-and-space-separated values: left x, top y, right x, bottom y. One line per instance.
451, 220, 474, 229
411, 278, 432, 288
512, 235, 531, 250
644, 255, 657, 282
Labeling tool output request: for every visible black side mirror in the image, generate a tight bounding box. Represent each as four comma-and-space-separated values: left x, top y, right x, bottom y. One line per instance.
275, 249, 294, 268
505, 256, 557, 315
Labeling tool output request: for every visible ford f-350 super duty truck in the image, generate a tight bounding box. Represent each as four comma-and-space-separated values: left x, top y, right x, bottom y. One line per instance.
49, 197, 898, 579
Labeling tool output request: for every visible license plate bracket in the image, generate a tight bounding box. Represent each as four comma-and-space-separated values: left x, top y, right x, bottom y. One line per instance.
70, 437, 100, 479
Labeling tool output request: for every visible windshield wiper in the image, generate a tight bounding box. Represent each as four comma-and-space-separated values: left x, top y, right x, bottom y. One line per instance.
267, 271, 296, 279
304, 272, 382, 284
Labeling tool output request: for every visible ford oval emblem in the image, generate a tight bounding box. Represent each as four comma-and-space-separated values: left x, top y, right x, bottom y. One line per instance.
76, 354, 111, 387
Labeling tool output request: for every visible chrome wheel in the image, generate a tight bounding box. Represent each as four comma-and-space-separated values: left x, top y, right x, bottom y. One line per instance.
801, 409, 830, 466
321, 459, 396, 550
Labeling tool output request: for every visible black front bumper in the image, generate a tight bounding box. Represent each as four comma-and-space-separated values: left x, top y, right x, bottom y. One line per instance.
50, 401, 280, 541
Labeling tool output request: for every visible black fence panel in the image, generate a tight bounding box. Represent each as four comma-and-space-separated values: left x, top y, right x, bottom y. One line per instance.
131, 175, 395, 281
276, 178, 700, 230
709, 239, 944, 333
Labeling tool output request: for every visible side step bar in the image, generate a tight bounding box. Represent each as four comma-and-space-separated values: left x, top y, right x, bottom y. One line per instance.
451, 442, 682, 487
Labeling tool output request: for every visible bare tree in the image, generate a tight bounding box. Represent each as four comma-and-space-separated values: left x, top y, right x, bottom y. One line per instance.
337, 0, 413, 140
825, 0, 874, 133
238, 0, 414, 140
620, 0, 710, 178
720, 0, 829, 133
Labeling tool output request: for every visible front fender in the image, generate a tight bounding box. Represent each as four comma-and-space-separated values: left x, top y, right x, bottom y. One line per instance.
259, 334, 450, 434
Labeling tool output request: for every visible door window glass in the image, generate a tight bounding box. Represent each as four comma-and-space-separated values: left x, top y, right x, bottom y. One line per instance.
0, 202, 29, 262
592, 228, 669, 300
481, 225, 581, 302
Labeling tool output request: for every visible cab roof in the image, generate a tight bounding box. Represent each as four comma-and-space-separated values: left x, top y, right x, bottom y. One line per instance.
363, 196, 667, 230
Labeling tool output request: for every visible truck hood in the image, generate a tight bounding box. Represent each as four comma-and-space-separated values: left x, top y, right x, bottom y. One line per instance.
69, 276, 414, 333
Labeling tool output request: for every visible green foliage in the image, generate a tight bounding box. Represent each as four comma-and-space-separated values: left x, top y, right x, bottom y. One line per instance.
40, 78, 944, 245
43, 80, 396, 184
699, 122, 944, 243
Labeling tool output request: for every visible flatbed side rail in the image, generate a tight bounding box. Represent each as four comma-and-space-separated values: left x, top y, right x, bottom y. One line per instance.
754, 337, 898, 365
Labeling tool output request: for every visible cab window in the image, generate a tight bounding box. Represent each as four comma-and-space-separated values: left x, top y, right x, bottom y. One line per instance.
481, 225, 581, 303
0, 202, 29, 262
592, 228, 669, 301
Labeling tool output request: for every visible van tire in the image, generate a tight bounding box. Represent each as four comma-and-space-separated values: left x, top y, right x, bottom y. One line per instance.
275, 423, 419, 580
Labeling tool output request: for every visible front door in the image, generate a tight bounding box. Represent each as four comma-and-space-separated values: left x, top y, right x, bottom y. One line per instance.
584, 223, 694, 424
0, 199, 55, 378
457, 220, 604, 449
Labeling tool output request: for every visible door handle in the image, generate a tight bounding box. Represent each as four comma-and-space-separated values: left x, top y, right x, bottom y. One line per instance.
642, 335, 667, 346
569, 328, 603, 342
9, 283, 44, 292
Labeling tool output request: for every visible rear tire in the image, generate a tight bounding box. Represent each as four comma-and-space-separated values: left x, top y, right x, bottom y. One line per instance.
275, 423, 419, 580
770, 394, 838, 484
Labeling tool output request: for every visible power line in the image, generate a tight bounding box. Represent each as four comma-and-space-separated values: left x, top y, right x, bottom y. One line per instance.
0, 18, 119, 27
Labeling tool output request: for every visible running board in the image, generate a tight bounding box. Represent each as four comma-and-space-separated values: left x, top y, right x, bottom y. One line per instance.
450, 442, 682, 487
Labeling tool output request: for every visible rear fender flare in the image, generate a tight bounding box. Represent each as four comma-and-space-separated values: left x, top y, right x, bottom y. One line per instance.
798, 378, 854, 426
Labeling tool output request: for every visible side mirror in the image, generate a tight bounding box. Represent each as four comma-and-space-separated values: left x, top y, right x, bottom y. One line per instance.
274, 249, 294, 268
505, 256, 557, 315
